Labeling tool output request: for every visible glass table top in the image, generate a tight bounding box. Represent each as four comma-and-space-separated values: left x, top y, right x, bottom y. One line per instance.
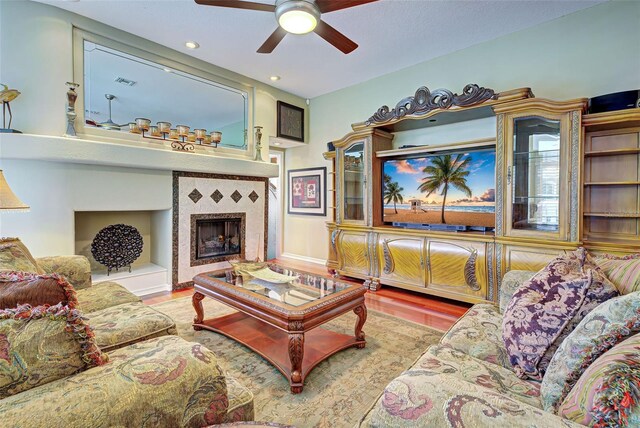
206, 265, 354, 307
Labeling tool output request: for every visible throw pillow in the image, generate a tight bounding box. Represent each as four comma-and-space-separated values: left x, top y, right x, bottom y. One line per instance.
0, 303, 108, 398
558, 334, 640, 428
0, 271, 78, 309
0, 238, 44, 274
595, 253, 640, 295
541, 291, 640, 412
502, 248, 618, 380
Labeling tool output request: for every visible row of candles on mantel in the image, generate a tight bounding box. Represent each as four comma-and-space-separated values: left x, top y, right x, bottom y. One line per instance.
130, 118, 222, 146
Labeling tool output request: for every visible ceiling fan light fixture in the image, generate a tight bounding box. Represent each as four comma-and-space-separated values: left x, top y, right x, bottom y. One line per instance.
276, 0, 320, 35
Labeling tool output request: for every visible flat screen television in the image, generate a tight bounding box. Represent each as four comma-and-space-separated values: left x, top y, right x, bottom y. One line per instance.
382, 146, 496, 231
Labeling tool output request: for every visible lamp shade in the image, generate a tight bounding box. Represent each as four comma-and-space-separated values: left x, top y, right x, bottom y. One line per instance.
0, 170, 29, 211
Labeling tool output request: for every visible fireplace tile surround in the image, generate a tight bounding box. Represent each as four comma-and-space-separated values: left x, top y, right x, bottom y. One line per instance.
172, 171, 269, 290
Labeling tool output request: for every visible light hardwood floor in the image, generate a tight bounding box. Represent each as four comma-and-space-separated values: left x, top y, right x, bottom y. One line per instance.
142, 258, 471, 332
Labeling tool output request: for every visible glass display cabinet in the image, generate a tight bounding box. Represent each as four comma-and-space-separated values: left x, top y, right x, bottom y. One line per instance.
496, 99, 585, 242
511, 117, 561, 232
343, 141, 366, 222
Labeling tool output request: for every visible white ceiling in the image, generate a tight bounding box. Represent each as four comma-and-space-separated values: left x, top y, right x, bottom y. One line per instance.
41, 0, 603, 99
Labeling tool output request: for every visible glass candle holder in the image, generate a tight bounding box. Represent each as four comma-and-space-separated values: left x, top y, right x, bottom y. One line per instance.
149, 125, 160, 137
157, 121, 171, 133
211, 131, 222, 144
187, 132, 196, 142
177, 125, 190, 137
203, 135, 212, 145
194, 128, 207, 141
169, 128, 179, 140
129, 122, 142, 134
135, 117, 151, 132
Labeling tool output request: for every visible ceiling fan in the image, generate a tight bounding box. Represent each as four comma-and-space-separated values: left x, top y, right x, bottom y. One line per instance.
194, 0, 378, 54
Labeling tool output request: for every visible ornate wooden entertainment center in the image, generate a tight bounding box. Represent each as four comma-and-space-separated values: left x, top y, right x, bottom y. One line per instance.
324, 84, 640, 304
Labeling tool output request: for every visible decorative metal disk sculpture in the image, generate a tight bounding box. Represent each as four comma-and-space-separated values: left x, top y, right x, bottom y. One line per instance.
91, 224, 143, 275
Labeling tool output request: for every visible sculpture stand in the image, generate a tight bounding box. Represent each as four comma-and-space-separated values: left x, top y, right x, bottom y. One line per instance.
0, 102, 21, 133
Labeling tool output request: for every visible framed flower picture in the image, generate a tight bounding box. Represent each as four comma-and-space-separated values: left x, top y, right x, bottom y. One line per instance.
277, 101, 305, 142
288, 167, 326, 216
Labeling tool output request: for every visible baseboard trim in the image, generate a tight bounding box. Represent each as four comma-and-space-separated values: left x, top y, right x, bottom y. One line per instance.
133, 284, 172, 297
279, 253, 326, 266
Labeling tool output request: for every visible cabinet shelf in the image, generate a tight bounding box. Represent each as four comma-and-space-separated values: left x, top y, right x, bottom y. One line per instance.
584, 181, 640, 186
585, 148, 640, 157
584, 212, 640, 218
514, 195, 559, 200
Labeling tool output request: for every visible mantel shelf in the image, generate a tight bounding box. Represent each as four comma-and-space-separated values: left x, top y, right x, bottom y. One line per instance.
0, 133, 279, 178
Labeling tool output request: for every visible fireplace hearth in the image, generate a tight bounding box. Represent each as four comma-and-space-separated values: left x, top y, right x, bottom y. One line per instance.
190, 213, 246, 266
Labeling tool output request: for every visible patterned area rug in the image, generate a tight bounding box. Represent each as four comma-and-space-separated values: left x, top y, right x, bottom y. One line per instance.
152, 296, 442, 428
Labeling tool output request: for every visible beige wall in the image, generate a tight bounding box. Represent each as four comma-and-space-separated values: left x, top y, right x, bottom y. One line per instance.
283, 0, 640, 261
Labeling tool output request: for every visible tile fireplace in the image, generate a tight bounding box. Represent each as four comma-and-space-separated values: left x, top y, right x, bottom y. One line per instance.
173, 171, 268, 289
191, 213, 245, 265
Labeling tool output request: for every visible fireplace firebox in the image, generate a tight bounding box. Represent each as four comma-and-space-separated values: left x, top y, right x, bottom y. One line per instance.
190, 213, 245, 266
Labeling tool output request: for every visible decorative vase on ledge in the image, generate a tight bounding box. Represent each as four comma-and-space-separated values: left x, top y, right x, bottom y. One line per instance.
63, 82, 79, 138
254, 126, 264, 162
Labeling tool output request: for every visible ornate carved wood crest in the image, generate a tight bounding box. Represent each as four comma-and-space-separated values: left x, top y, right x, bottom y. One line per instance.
365, 84, 497, 126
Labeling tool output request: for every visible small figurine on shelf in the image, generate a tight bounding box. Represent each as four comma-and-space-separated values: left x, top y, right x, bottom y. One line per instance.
63, 82, 79, 137
254, 126, 264, 162
0, 83, 22, 133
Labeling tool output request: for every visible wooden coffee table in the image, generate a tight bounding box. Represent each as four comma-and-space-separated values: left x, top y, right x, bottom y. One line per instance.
192, 263, 367, 393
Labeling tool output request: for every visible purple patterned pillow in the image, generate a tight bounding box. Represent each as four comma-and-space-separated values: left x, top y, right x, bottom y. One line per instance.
502, 248, 618, 380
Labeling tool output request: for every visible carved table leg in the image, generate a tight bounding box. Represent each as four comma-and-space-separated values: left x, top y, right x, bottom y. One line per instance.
354, 304, 367, 349
288, 333, 305, 394
192, 292, 205, 331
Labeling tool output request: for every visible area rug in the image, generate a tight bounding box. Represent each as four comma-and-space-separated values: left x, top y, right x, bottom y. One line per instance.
152, 296, 442, 428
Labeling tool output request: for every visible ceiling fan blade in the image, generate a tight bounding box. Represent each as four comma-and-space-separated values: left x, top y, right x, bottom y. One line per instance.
257, 27, 288, 53
313, 20, 358, 54
315, 0, 378, 13
194, 0, 275, 12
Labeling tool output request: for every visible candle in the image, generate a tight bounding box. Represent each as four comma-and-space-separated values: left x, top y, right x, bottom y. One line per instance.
135, 117, 151, 131
169, 128, 178, 140
211, 131, 222, 144
128, 122, 141, 134
194, 128, 207, 142
177, 125, 190, 136
157, 121, 171, 133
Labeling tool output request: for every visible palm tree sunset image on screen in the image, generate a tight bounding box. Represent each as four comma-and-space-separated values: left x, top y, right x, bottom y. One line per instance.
418, 154, 472, 224
381, 147, 496, 229
384, 181, 404, 214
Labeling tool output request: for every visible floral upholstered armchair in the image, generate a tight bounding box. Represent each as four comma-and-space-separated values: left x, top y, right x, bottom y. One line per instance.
0, 238, 255, 427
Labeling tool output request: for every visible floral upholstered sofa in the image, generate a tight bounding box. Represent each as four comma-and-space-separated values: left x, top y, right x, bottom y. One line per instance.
359, 261, 640, 428
0, 242, 254, 427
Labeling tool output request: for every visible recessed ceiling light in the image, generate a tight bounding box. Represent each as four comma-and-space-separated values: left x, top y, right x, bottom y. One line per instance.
163, 67, 172, 73
273, 142, 281, 146
270, 76, 281, 81
185, 41, 200, 49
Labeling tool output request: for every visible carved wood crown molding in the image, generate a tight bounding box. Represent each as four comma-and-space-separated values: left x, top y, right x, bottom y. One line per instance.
365, 84, 497, 126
